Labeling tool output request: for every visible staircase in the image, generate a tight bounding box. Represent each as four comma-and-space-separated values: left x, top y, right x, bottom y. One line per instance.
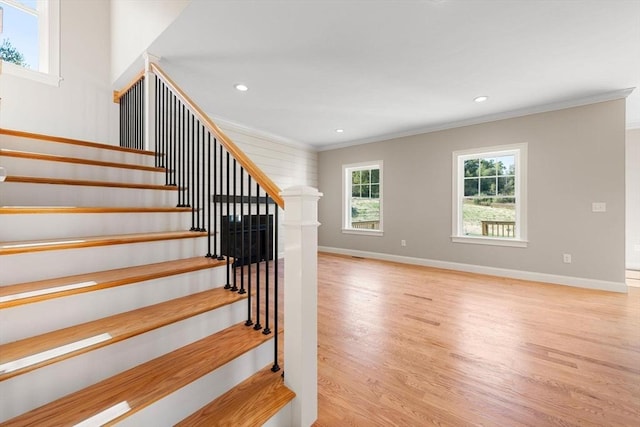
0, 130, 294, 426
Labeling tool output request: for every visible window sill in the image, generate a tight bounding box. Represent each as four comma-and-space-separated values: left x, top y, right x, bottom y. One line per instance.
451, 235, 528, 248
1, 61, 62, 87
342, 228, 384, 237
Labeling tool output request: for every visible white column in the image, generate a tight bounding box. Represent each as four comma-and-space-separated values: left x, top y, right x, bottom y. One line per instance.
142, 52, 160, 152
282, 185, 322, 427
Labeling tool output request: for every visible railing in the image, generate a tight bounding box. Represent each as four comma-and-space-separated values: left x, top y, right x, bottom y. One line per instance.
481, 220, 515, 237
113, 70, 145, 151
351, 220, 379, 230
114, 64, 283, 373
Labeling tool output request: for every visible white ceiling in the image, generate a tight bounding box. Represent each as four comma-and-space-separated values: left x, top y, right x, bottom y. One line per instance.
149, 0, 640, 150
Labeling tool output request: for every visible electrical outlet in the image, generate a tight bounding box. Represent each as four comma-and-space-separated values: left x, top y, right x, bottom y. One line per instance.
401, 240, 407, 247
563, 253, 572, 264
592, 202, 606, 212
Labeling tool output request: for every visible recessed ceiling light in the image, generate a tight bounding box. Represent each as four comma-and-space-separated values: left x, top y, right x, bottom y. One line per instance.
336, 129, 344, 133
474, 96, 488, 103
234, 84, 248, 92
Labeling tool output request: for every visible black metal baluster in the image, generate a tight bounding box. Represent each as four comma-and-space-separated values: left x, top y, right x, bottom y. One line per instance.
130, 82, 134, 149
176, 103, 183, 206
201, 127, 207, 233
195, 122, 201, 231
186, 113, 193, 209
263, 194, 271, 336
124, 91, 129, 148
155, 76, 160, 167
140, 78, 145, 150
254, 183, 262, 331
123, 90, 127, 148
239, 168, 246, 294
182, 108, 187, 203
121, 94, 125, 148
171, 93, 176, 186
163, 83, 169, 180
217, 144, 225, 261
245, 175, 253, 327
132, 82, 136, 149
168, 91, 173, 185
199, 125, 205, 231
192, 121, 200, 231
119, 93, 123, 147
272, 206, 280, 372
231, 159, 239, 292
212, 137, 218, 258
133, 81, 137, 149
130, 86, 133, 147
206, 132, 212, 257
225, 151, 231, 289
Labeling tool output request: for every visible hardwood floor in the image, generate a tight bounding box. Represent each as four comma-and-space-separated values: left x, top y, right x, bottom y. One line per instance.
314, 253, 640, 426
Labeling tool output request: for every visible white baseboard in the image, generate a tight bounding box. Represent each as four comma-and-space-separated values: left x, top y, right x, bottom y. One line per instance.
318, 246, 628, 294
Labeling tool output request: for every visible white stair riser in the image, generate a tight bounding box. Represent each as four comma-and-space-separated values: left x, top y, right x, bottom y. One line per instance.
263, 402, 293, 427
1, 237, 210, 285
119, 341, 273, 427
0, 302, 253, 423
0, 267, 228, 344
0, 182, 179, 207
0, 135, 156, 167
0, 212, 194, 241
0, 156, 165, 185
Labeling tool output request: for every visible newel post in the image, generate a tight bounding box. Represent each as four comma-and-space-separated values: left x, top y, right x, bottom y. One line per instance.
282, 185, 322, 427
142, 52, 159, 152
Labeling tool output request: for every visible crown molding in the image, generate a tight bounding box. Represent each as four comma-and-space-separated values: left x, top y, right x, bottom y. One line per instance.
317, 88, 636, 152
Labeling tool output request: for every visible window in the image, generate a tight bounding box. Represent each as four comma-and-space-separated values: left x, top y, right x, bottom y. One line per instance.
452, 143, 527, 247
0, 0, 60, 85
343, 161, 383, 235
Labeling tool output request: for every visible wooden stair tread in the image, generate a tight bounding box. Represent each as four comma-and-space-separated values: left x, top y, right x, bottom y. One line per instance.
0, 206, 192, 214
0, 286, 245, 381
0, 256, 226, 308
0, 148, 164, 172
0, 230, 208, 255
177, 364, 295, 427
0, 128, 155, 156
1, 323, 272, 427
4, 175, 179, 191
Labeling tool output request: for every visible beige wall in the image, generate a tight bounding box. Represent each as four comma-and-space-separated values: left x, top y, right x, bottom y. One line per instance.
627, 128, 640, 270
318, 99, 626, 287
0, 0, 117, 143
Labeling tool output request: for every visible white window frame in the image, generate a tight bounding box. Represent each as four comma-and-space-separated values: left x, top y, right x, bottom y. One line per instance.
342, 160, 384, 236
451, 143, 528, 247
0, 0, 61, 86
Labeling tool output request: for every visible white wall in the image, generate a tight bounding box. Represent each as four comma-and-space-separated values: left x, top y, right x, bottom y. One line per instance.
218, 121, 318, 190
318, 99, 627, 290
0, 0, 117, 144
110, 0, 190, 84
627, 128, 640, 270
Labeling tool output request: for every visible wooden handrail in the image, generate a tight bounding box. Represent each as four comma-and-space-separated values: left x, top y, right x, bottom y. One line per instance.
113, 69, 145, 103
148, 63, 284, 208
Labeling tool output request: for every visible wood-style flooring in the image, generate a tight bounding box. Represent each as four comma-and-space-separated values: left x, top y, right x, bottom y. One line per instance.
314, 253, 640, 426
